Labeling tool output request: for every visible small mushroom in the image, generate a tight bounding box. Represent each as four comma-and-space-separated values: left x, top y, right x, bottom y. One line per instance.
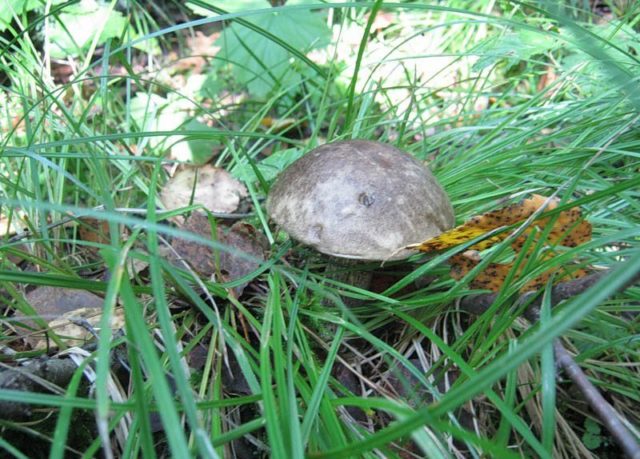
267, 140, 455, 303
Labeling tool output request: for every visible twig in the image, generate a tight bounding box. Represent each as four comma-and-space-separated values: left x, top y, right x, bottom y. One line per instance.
458, 270, 640, 458
458, 270, 616, 317
554, 340, 640, 459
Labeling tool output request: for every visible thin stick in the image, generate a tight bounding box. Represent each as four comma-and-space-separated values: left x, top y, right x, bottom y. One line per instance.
554, 340, 640, 459
458, 270, 640, 458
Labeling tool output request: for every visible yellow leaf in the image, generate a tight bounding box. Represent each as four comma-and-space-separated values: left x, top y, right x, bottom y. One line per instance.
408, 194, 591, 253
450, 252, 590, 293
408, 194, 593, 292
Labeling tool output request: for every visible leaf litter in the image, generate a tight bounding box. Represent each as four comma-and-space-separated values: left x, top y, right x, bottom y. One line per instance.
160, 162, 266, 297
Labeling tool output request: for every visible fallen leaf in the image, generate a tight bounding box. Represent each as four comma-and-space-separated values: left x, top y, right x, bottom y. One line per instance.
366, 11, 395, 32
169, 214, 267, 296
77, 217, 110, 246
29, 307, 126, 351
537, 65, 558, 92
13, 287, 124, 349
218, 222, 269, 297
188, 31, 220, 57
50, 61, 74, 84
172, 55, 207, 74
23, 286, 104, 321
170, 29, 220, 75
160, 165, 248, 215
408, 194, 592, 292
260, 116, 299, 132
450, 251, 590, 292
407, 194, 591, 253
169, 213, 218, 277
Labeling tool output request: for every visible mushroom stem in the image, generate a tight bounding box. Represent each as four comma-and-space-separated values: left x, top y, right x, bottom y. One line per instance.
323, 257, 373, 307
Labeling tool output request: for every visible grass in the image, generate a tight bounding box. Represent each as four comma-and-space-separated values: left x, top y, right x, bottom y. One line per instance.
1, 0, 639, 458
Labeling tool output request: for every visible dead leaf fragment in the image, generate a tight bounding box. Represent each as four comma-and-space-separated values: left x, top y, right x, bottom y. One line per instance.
365, 11, 395, 32
260, 116, 298, 132
218, 222, 269, 297
170, 213, 218, 277
188, 31, 220, 57
77, 217, 110, 245
160, 165, 248, 215
169, 214, 267, 296
30, 307, 125, 351
23, 286, 104, 321
13, 286, 123, 349
537, 65, 557, 92
171, 31, 220, 74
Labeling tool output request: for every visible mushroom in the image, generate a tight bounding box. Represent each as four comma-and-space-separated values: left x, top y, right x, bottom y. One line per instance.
267, 140, 455, 304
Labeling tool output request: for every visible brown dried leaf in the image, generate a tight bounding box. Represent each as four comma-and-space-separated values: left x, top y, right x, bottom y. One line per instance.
14, 287, 115, 349
160, 165, 248, 216
365, 11, 395, 31
218, 222, 268, 297
24, 286, 104, 321
169, 215, 267, 297
260, 116, 298, 132
187, 31, 220, 57
537, 65, 557, 92
170, 213, 218, 277
77, 217, 110, 245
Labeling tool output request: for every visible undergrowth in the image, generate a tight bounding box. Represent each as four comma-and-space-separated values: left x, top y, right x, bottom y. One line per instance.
0, 1, 639, 458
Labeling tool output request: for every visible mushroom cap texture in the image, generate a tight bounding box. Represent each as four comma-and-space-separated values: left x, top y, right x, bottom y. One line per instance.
266, 140, 455, 260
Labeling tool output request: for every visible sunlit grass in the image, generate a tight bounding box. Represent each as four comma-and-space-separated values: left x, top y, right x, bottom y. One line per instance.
1, 1, 639, 458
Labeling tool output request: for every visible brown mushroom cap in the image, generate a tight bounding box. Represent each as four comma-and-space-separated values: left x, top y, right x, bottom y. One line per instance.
266, 140, 455, 260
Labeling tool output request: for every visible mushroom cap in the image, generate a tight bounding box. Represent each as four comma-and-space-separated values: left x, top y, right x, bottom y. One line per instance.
266, 140, 455, 260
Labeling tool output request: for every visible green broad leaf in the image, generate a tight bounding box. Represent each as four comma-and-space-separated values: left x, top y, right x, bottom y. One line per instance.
199, 72, 224, 99
0, 0, 42, 32
186, 0, 268, 16
582, 431, 602, 450
130, 93, 176, 133
181, 119, 222, 166
130, 93, 219, 164
48, 0, 127, 58
186, 0, 320, 17
558, 20, 640, 94
130, 93, 186, 155
128, 29, 162, 55
232, 147, 304, 184
472, 29, 559, 72
214, 5, 331, 98
585, 418, 601, 434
